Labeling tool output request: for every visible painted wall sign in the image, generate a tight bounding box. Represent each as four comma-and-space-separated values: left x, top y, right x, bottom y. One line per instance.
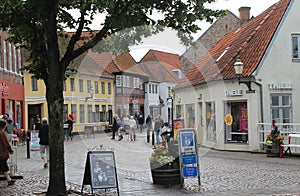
268, 82, 293, 90
0, 83, 9, 96
225, 89, 242, 97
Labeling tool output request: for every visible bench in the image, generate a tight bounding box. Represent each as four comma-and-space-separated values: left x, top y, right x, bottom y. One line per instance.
281, 133, 300, 157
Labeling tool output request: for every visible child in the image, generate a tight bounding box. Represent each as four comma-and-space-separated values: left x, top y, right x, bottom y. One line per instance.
0, 118, 15, 185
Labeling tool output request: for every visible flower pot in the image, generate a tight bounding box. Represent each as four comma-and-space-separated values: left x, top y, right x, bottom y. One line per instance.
151, 166, 182, 186
266, 145, 280, 157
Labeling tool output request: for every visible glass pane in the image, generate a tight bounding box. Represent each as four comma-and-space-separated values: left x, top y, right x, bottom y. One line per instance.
271, 109, 279, 119
271, 96, 279, 106
282, 108, 290, 118
282, 96, 290, 106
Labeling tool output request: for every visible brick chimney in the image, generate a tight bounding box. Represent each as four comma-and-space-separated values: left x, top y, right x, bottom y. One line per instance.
239, 7, 251, 25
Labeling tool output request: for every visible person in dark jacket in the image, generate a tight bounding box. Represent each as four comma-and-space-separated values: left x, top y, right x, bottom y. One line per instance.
137, 112, 144, 133
111, 115, 119, 139
64, 114, 74, 141
38, 118, 49, 168
145, 115, 152, 143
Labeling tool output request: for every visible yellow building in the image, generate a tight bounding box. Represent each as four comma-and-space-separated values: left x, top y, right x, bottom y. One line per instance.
24, 51, 115, 133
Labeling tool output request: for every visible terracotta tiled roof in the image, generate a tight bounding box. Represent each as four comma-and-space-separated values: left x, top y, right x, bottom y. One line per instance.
180, 0, 290, 88
139, 61, 181, 83
140, 49, 182, 69
112, 52, 148, 77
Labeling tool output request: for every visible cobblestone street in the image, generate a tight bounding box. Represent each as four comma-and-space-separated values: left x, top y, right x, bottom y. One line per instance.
1, 132, 300, 195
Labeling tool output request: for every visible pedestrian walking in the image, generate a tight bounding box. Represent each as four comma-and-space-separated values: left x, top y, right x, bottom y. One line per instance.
137, 112, 144, 133
38, 118, 50, 168
0, 119, 15, 185
145, 115, 152, 143
111, 115, 119, 139
33, 118, 42, 131
160, 122, 171, 143
154, 115, 164, 145
129, 116, 137, 141
2, 114, 14, 134
64, 114, 74, 141
122, 114, 130, 133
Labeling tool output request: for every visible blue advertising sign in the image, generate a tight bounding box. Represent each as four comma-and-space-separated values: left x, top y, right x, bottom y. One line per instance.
180, 131, 195, 153
181, 154, 197, 165
182, 166, 198, 178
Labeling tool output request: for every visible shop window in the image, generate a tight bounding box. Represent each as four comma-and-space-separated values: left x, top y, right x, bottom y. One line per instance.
206, 102, 216, 142
176, 105, 183, 119
186, 104, 195, 128
224, 102, 248, 144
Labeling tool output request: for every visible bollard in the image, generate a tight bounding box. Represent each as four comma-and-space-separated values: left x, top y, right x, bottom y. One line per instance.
152, 131, 155, 146
26, 130, 31, 159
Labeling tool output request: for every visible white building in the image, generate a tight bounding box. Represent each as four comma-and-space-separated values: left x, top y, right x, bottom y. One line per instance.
175, 0, 300, 152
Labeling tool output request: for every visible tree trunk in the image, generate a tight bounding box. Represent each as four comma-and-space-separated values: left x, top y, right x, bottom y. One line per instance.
43, 0, 67, 195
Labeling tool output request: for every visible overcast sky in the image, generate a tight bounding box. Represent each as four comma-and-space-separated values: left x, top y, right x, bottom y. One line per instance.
129, 0, 279, 61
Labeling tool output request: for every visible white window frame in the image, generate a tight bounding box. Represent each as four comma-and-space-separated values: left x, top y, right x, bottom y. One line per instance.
116, 75, 121, 87
292, 34, 300, 60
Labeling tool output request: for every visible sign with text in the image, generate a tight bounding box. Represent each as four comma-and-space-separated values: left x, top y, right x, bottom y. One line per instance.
181, 153, 197, 165
179, 130, 195, 153
182, 166, 198, 177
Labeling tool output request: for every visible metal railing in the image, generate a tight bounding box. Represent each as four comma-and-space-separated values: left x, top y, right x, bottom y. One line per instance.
257, 123, 300, 151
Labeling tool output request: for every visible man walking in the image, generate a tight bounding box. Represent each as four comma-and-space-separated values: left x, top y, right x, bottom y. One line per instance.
137, 112, 144, 133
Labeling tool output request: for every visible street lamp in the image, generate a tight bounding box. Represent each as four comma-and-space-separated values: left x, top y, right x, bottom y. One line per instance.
167, 87, 174, 137
233, 57, 255, 94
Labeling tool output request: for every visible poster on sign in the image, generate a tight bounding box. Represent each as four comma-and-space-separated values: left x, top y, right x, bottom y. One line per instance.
179, 130, 195, 153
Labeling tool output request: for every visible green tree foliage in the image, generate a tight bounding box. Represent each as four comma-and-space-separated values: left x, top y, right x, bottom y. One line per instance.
0, 0, 224, 195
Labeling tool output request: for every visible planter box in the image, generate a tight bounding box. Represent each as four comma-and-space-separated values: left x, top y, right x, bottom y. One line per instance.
266, 145, 280, 157
151, 166, 182, 186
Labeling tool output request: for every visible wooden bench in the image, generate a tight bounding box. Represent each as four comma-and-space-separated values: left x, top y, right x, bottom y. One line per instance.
281, 133, 300, 157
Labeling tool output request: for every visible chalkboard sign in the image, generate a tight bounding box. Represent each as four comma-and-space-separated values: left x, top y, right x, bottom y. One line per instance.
81, 151, 119, 195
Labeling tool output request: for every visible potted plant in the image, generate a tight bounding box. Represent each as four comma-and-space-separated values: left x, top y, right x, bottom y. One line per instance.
149, 141, 182, 186
265, 126, 283, 157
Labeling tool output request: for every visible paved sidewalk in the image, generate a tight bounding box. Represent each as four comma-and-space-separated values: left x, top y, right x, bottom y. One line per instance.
1, 131, 300, 195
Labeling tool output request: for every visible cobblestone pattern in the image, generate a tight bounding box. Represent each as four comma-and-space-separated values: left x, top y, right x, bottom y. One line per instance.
1, 133, 300, 195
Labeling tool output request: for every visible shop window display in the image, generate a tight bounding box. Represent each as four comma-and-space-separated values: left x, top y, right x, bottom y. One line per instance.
225, 102, 248, 144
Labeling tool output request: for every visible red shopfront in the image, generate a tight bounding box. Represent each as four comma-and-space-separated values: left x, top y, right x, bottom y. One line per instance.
0, 79, 25, 130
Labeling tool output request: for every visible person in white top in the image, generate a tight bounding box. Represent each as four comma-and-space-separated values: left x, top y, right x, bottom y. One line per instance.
129, 116, 137, 141
122, 114, 130, 132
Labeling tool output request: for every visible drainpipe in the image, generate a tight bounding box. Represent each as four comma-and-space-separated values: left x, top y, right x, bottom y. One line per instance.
253, 81, 264, 147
